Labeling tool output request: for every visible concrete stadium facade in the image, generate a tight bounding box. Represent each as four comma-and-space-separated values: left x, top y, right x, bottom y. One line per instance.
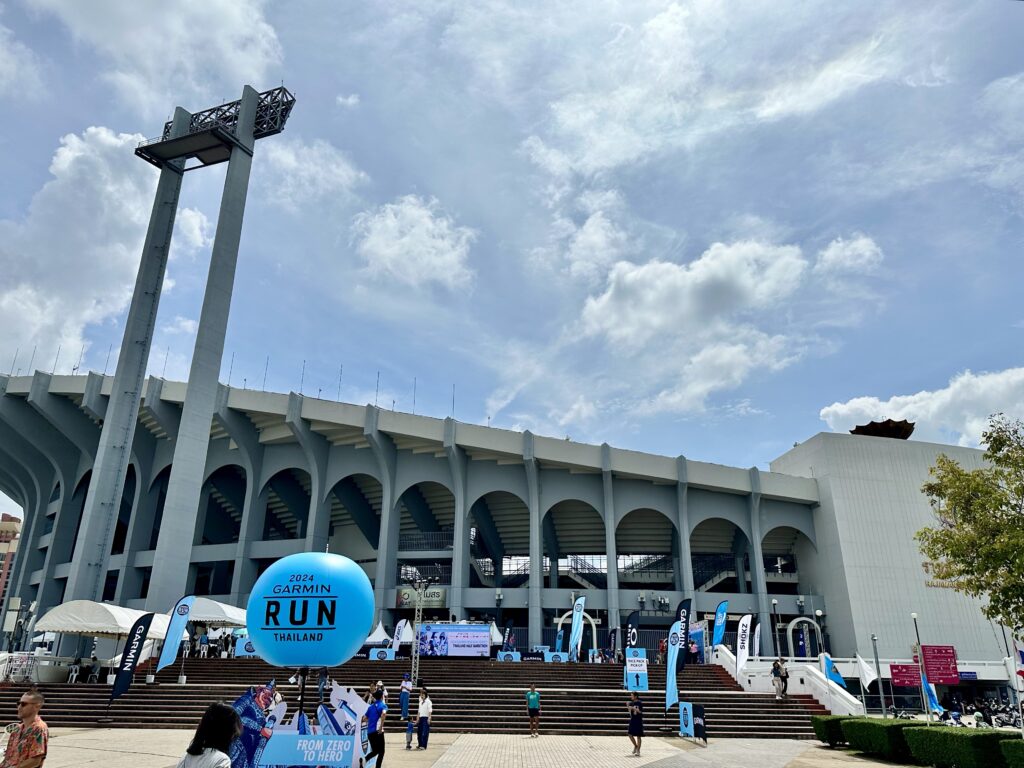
0, 372, 1000, 664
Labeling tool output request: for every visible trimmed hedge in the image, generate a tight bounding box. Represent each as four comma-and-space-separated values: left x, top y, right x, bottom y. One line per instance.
811, 715, 855, 747
840, 717, 928, 763
905, 727, 1011, 768
1003, 739, 1024, 768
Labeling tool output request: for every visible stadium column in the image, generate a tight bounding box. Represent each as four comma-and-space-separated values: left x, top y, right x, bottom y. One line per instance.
365, 406, 397, 626
524, 431, 543, 647
445, 418, 468, 621
287, 393, 330, 552
601, 444, 620, 649
63, 106, 191, 605
747, 467, 774, 656
216, 391, 264, 601
147, 86, 260, 611
675, 456, 695, 601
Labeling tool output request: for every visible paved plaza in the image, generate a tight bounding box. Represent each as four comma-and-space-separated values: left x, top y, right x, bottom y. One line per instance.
38, 728, 899, 768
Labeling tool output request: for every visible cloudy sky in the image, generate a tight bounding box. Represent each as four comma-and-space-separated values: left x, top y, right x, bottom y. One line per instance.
2, 1, 1024, 516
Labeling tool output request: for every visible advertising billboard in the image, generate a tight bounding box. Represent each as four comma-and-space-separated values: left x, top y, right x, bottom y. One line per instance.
417, 623, 490, 657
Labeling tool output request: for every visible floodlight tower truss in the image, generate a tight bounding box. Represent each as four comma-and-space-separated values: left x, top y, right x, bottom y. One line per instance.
135, 86, 295, 171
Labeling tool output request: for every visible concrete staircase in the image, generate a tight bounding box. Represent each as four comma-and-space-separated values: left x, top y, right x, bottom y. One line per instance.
0, 658, 825, 738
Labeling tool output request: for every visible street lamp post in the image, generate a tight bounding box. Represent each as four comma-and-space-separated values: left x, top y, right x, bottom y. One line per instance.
409, 577, 437, 686
872, 633, 888, 718
771, 599, 781, 658
814, 609, 825, 655
495, 589, 504, 628
912, 612, 931, 725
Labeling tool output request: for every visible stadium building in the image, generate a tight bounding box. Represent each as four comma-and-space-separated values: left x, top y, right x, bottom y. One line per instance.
0, 372, 1002, 667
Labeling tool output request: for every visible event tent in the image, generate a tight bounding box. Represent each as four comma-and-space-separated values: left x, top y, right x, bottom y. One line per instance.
365, 621, 391, 645
189, 597, 247, 628
489, 621, 503, 645
34, 600, 185, 641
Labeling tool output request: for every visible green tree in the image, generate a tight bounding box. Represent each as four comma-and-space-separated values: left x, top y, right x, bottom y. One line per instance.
917, 414, 1024, 631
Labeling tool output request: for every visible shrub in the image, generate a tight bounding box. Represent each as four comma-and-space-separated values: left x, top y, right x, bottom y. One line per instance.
1002, 739, 1024, 768
840, 717, 928, 763
811, 715, 854, 747
904, 726, 1011, 768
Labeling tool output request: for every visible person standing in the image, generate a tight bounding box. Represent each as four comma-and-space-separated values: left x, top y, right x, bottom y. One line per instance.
525, 684, 541, 737
626, 692, 644, 757
1, 689, 47, 768
778, 658, 789, 698
399, 673, 413, 719
415, 690, 432, 750
771, 660, 783, 700
175, 701, 241, 768
318, 668, 329, 703
364, 689, 388, 768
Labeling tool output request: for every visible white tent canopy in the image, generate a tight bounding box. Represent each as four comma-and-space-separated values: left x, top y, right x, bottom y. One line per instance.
189, 597, 247, 628
489, 621, 503, 645
399, 621, 415, 644
34, 600, 185, 641
365, 621, 391, 645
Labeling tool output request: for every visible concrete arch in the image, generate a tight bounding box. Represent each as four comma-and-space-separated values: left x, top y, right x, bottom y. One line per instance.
195, 464, 247, 545
760, 500, 816, 550
612, 481, 676, 527
321, 446, 383, 499
392, 456, 455, 504
687, 488, 753, 543
539, 471, 603, 517
326, 472, 383, 556
760, 524, 817, 554
465, 471, 529, 518
396, 480, 456, 535
258, 466, 312, 541
257, 445, 311, 492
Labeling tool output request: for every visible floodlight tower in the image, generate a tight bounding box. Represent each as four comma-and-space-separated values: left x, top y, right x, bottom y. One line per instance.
64, 86, 295, 608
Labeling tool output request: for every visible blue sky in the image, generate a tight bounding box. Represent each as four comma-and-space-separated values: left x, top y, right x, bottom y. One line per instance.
2, 1, 1024, 518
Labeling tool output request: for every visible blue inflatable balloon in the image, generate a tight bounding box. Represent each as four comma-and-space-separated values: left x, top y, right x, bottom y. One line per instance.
246, 552, 374, 668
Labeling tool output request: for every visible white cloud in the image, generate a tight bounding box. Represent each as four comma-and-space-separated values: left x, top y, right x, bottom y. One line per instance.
163, 316, 198, 336
582, 241, 806, 347
814, 234, 884, 276
820, 368, 1024, 446
564, 211, 630, 285
336, 93, 360, 108
352, 195, 476, 290
754, 36, 896, 121
28, 0, 281, 117
175, 207, 212, 253
0, 18, 42, 97
0, 126, 157, 375
260, 137, 368, 212
979, 72, 1024, 138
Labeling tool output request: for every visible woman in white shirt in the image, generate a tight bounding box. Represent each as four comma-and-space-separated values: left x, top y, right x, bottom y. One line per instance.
177, 701, 242, 768
415, 690, 433, 750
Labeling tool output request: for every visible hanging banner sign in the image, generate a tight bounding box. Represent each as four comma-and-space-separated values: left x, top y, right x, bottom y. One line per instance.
501, 621, 515, 652
712, 601, 729, 646
497, 651, 521, 662
921, 645, 959, 685
568, 596, 586, 662
736, 614, 753, 674
544, 651, 566, 663
111, 612, 154, 701
391, 619, 407, 651
370, 648, 396, 661
555, 629, 564, 653
675, 599, 691, 673
396, 587, 446, 609
665, 620, 682, 710
246, 552, 375, 668
889, 663, 921, 687
625, 610, 640, 648
156, 595, 194, 672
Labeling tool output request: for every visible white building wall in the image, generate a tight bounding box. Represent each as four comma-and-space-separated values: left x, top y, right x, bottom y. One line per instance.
771, 432, 1004, 662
